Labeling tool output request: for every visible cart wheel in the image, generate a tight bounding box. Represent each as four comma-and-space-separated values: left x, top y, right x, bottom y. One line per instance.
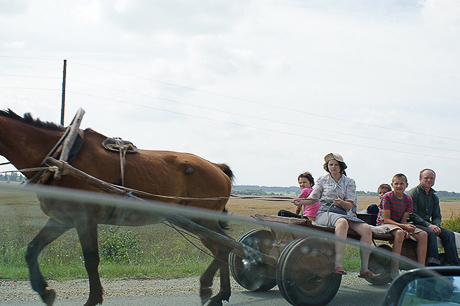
367, 244, 392, 285
277, 237, 342, 306
229, 229, 277, 292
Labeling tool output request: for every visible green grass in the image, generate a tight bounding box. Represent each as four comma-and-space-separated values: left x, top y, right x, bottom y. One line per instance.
343, 246, 361, 271
0, 189, 369, 281
0, 188, 261, 280
441, 214, 460, 232
0, 222, 221, 280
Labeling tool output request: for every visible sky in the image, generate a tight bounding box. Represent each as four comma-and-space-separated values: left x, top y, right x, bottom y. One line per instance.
1, 0, 460, 192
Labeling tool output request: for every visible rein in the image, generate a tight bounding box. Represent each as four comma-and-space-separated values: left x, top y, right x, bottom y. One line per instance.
0, 165, 289, 202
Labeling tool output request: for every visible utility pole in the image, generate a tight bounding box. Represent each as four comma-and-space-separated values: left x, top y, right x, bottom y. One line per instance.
60, 59, 67, 126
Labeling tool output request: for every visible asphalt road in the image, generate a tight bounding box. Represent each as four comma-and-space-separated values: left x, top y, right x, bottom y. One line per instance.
1, 283, 389, 306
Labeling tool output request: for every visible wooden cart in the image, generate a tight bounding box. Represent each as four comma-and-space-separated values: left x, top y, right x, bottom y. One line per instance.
40, 155, 420, 306
229, 214, 421, 306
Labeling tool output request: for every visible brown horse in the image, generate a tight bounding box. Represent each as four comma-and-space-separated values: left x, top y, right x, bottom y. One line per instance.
0, 109, 234, 306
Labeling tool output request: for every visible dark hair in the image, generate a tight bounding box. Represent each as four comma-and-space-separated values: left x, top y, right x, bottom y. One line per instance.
392, 173, 408, 183
419, 168, 436, 179
338, 161, 347, 176
298, 171, 315, 186
377, 184, 391, 193
325, 160, 347, 176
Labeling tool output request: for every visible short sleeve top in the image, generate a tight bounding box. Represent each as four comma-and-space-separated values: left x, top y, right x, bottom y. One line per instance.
376, 191, 413, 226
308, 173, 357, 206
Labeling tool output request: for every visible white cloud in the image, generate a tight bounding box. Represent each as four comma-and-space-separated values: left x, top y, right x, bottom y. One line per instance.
73, 1, 101, 22
1, 0, 460, 192
102, 0, 244, 36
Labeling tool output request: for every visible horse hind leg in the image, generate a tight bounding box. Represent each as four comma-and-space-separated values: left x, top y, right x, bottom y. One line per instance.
199, 237, 232, 306
25, 218, 70, 306
211, 249, 232, 306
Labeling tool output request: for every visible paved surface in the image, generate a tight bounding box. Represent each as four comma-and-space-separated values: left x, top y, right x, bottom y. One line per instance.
0, 282, 389, 306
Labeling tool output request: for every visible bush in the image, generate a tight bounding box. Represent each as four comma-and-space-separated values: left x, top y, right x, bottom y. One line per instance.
441, 215, 460, 233
99, 229, 140, 263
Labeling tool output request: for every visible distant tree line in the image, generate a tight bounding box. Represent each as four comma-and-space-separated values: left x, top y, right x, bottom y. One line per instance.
232, 185, 299, 195
232, 185, 460, 200
0, 172, 26, 182
231, 189, 277, 196
357, 191, 378, 196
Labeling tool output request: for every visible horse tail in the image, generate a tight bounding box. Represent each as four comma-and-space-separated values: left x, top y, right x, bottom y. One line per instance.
219, 208, 230, 231
214, 163, 233, 230
216, 163, 234, 182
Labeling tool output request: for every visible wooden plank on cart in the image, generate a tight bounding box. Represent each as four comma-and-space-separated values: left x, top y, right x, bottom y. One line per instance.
253, 214, 394, 241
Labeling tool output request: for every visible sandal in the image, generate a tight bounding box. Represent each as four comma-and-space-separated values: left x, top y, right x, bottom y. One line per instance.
358, 271, 381, 279
332, 266, 347, 275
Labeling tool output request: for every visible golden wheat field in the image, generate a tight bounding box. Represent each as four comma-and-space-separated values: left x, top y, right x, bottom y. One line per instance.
1, 189, 460, 226
226, 195, 460, 220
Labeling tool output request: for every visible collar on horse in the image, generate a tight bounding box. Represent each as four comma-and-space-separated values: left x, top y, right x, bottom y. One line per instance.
28, 108, 86, 184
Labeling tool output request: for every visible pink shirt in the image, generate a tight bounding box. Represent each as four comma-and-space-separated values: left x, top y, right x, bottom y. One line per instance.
299, 187, 321, 217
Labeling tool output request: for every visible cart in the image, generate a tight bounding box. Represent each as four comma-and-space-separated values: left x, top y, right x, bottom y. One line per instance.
41, 158, 419, 306
229, 214, 421, 306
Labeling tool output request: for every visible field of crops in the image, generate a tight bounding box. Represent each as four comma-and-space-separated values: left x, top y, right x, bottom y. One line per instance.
1, 184, 459, 280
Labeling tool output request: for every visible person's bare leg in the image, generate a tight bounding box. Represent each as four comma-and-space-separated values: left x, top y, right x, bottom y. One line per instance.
334, 218, 349, 268
350, 222, 373, 273
390, 229, 404, 279
414, 231, 428, 266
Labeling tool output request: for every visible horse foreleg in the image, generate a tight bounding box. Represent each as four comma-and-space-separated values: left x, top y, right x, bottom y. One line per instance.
75, 220, 103, 306
25, 218, 70, 306
200, 239, 232, 306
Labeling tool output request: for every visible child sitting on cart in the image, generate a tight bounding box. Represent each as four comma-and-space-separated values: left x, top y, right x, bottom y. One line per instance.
293, 153, 379, 279
374, 174, 428, 280
279, 171, 320, 221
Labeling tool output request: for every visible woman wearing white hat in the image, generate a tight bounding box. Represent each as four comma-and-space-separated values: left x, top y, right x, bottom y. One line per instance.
293, 153, 379, 279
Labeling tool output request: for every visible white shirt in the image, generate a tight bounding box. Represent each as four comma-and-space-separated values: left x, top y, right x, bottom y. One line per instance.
308, 173, 358, 213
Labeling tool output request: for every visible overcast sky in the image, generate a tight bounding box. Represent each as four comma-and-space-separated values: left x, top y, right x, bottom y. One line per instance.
1, 0, 460, 193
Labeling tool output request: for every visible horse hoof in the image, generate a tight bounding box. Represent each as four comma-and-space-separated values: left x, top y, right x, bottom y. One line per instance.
41, 289, 56, 306
207, 300, 223, 306
83, 297, 103, 306
200, 287, 212, 305
83, 301, 103, 306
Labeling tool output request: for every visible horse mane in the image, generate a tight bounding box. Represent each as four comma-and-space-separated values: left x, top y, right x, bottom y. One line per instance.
0, 109, 65, 132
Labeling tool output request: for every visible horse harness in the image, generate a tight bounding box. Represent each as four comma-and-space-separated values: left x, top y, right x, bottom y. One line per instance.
26, 109, 137, 190
102, 137, 138, 186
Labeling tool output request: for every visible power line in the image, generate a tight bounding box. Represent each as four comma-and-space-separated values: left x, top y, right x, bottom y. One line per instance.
2, 57, 459, 149
0, 86, 58, 91
0, 55, 60, 62
68, 90, 460, 161
0, 73, 60, 80
70, 61, 460, 143
2, 56, 458, 142
67, 80, 460, 154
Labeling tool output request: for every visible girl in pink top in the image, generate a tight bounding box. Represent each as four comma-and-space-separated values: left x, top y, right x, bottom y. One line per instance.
278, 172, 320, 221
295, 172, 321, 221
